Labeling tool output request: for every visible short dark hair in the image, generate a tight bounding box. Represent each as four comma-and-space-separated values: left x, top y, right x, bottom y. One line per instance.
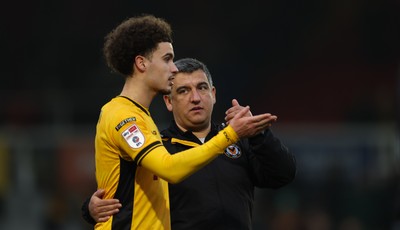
174, 58, 213, 86
103, 15, 173, 76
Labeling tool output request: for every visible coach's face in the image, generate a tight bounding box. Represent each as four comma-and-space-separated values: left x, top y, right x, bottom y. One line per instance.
163, 70, 216, 132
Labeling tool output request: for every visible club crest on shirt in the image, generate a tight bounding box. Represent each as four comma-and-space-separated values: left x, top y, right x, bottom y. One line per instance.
224, 144, 242, 159
122, 124, 145, 149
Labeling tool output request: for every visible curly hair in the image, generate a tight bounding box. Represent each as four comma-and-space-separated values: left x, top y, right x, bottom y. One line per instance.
103, 15, 173, 76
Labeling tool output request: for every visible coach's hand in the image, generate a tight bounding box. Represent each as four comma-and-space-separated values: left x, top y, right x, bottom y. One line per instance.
89, 189, 122, 223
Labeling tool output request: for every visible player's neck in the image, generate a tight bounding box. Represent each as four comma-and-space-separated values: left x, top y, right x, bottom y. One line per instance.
120, 76, 156, 108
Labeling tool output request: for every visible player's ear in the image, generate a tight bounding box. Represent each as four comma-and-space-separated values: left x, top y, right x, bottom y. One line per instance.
163, 95, 173, 112
134, 56, 146, 72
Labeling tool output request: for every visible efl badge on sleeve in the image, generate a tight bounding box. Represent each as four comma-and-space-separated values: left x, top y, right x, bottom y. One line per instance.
224, 144, 242, 159
122, 124, 145, 149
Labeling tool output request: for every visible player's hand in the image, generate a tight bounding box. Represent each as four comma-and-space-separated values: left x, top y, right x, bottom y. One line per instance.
225, 99, 253, 124
228, 103, 277, 138
89, 189, 122, 223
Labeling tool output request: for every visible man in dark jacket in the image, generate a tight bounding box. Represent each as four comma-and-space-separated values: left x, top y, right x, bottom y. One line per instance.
82, 58, 296, 229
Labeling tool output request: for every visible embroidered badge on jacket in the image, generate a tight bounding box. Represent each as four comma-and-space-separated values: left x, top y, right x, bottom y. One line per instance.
122, 124, 145, 148
224, 144, 242, 159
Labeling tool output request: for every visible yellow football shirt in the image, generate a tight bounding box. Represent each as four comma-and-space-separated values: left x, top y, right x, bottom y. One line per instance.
94, 96, 238, 230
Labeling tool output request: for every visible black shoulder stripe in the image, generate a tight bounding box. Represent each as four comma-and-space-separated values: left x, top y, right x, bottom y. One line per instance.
134, 141, 162, 165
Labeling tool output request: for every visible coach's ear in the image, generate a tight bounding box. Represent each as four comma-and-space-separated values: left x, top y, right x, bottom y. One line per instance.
163, 95, 173, 112
212, 86, 216, 104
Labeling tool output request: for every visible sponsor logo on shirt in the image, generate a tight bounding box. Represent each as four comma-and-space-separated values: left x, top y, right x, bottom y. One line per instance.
224, 144, 242, 159
222, 131, 231, 142
115, 117, 136, 131
122, 124, 145, 148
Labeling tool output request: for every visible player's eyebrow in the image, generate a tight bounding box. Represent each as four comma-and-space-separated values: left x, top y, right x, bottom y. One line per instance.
162, 52, 174, 60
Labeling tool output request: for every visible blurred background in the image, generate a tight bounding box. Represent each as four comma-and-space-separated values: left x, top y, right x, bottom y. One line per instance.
1, 0, 399, 229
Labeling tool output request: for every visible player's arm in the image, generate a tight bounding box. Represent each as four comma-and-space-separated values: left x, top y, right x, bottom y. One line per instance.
140, 107, 272, 184
140, 124, 237, 183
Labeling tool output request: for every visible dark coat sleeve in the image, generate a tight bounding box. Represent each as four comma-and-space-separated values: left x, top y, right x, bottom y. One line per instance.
244, 128, 296, 189
81, 196, 96, 225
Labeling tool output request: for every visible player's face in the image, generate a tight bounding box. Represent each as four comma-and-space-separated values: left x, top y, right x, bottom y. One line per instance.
145, 42, 178, 95
164, 70, 216, 132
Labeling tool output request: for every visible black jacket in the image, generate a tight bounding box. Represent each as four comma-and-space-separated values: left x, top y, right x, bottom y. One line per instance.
82, 121, 296, 229
162, 121, 296, 230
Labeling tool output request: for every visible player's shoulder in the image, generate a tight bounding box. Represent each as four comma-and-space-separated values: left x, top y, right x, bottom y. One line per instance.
102, 97, 130, 110
100, 98, 144, 125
